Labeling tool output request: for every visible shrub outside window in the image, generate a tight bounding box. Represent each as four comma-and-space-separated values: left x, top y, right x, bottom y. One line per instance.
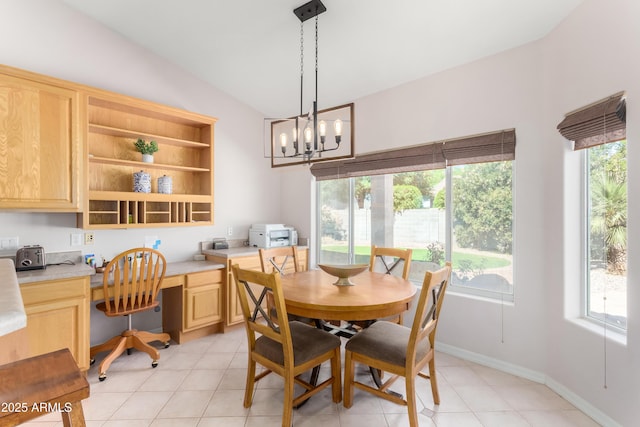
585, 140, 627, 330
317, 161, 514, 300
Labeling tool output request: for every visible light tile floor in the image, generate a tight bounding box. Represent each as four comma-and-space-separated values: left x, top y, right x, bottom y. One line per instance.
24, 326, 601, 426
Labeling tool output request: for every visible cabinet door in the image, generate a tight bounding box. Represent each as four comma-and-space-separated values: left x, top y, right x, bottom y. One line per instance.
227, 256, 263, 326
20, 277, 89, 370
184, 284, 222, 330
0, 72, 79, 210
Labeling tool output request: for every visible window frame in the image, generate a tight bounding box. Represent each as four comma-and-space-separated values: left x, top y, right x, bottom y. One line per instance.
581, 144, 627, 333
445, 163, 515, 302
315, 160, 516, 302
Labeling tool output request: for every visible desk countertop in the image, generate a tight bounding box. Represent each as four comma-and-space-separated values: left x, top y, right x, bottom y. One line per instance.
4, 258, 223, 335
202, 247, 261, 258
202, 246, 308, 259
17, 262, 96, 285
0, 259, 27, 336
90, 260, 224, 286
14, 258, 224, 287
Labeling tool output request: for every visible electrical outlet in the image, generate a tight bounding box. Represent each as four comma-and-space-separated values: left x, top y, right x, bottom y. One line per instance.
84, 232, 95, 245
227, 226, 233, 236
70, 233, 83, 246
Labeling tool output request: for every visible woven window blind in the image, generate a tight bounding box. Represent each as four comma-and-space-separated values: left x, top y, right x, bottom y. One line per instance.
557, 92, 626, 150
310, 128, 515, 181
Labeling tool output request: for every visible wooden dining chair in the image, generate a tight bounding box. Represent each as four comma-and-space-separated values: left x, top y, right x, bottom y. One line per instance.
366, 245, 413, 325
343, 262, 452, 427
90, 248, 170, 381
369, 245, 413, 280
259, 246, 316, 326
232, 264, 342, 427
259, 245, 303, 275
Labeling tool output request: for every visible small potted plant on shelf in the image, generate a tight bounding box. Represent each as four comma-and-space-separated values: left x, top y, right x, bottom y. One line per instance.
134, 138, 158, 163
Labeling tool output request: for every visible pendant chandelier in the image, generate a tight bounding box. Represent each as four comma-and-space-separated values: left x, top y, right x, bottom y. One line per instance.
269, 0, 354, 168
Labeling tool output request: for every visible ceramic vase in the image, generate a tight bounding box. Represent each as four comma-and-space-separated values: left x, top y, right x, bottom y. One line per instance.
133, 170, 151, 193
158, 175, 173, 194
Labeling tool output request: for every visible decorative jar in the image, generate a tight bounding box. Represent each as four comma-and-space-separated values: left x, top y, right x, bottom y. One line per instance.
133, 170, 151, 193
157, 175, 173, 194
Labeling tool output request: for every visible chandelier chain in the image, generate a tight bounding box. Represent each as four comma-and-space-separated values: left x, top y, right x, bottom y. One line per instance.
299, 21, 304, 116
300, 22, 304, 79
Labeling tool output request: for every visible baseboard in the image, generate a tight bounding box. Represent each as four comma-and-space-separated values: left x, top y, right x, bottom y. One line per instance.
436, 342, 545, 383
436, 342, 622, 427
544, 377, 622, 427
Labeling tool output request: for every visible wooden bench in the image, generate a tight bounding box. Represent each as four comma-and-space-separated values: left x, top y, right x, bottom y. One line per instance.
0, 348, 89, 426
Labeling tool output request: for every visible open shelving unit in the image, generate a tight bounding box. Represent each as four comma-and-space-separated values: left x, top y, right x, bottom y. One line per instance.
77, 93, 216, 229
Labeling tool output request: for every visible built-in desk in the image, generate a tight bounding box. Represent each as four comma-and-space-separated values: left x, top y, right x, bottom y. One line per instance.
12, 258, 225, 371
90, 260, 226, 344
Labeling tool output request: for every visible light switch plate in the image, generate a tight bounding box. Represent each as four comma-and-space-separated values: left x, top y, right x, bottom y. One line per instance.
0, 237, 19, 250
70, 233, 83, 246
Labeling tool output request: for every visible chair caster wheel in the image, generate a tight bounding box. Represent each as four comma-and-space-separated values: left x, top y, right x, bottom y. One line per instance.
152, 360, 158, 368
164, 342, 170, 348
90, 358, 95, 365
99, 373, 106, 381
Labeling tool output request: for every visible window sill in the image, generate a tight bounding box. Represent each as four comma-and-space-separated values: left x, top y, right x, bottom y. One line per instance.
568, 317, 627, 346
447, 287, 515, 305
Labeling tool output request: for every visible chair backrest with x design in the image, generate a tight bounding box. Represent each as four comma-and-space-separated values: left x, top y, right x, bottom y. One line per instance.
259, 246, 301, 275
369, 245, 412, 280
231, 263, 342, 426
233, 264, 285, 340
411, 261, 451, 354
259, 246, 312, 325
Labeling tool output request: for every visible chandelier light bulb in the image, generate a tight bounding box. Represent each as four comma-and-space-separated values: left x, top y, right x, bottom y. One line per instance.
280, 133, 287, 147
304, 125, 313, 143
319, 120, 327, 137
334, 119, 343, 136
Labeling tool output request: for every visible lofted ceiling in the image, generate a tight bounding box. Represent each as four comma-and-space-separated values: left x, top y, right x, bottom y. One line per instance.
62, 0, 583, 118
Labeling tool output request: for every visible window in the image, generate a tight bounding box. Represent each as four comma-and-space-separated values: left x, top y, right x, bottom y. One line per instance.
585, 140, 627, 330
449, 161, 514, 298
557, 92, 627, 331
314, 129, 515, 300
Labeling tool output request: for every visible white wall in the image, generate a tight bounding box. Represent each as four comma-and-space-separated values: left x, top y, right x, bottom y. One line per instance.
278, 1, 640, 425
541, 0, 640, 424
0, 0, 284, 261
0, 0, 286, 344
2, 0, 639, 424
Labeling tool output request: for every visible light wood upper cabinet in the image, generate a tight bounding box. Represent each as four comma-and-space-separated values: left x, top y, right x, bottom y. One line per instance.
0, 64, 216, 225
0, 67, 80, 211
78, 91, 216, 229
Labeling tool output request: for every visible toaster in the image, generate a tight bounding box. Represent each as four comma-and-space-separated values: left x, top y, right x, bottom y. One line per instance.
15, 245, 46, 271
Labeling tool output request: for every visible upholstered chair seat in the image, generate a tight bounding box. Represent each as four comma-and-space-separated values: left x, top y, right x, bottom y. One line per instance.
255, 320, 340, 366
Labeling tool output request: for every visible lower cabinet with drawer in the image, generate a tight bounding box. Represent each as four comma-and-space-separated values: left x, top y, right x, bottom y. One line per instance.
162, 269, 223, 344
206, 248, 308, 327
19, 277, 90, 371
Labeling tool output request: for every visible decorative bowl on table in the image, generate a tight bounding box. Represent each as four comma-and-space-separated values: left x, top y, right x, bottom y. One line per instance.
317, 263, 369, 286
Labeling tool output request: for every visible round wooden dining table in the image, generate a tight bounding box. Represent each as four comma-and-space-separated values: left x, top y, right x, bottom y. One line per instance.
279, 269, 417, 322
